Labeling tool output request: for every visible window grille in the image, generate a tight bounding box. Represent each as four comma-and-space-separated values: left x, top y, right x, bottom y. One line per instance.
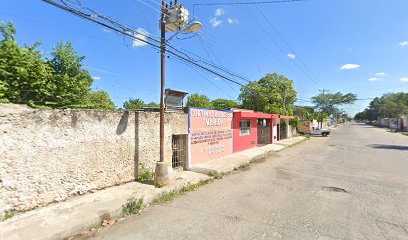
172, 135, 187, 168
239, 120, 252, 136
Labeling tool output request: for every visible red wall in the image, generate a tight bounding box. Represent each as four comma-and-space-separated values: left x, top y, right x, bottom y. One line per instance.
233, 117, 258, 152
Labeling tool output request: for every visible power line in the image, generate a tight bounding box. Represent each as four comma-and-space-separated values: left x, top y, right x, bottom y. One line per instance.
238, 2, 322, 89
41, 0, 246, 87
194, 0, 309, 5
144, 0, 162, 6
253, 4, 326, 87
170, 55, 236, 99
192, 0, 310, 16
165, 43, 250, 84
41, 0, 158, 45
197, 34, 214, 63
133, 0, 154, 32
318, 89, 330, 95
196, 35, 241, 94
0, 11, 122, 44
233, 15, 317, 93
135, 0, 166, 15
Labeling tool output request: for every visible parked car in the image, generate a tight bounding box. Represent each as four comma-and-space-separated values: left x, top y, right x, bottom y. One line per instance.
298, 123, 330, 137
310, 127, 330, 137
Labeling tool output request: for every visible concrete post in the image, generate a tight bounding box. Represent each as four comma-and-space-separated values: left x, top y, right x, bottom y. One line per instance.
285, 119, 290, 139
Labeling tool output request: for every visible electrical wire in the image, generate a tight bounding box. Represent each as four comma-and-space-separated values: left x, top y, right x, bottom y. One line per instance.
194, 0, 310, 6
238, 2, 322, 90
196, 35, 241, 94
165, 43, 251, 84
134, 0, 154, 32
135, 0, 166, 15
41, 0, 246, 87
170, 56, 237, 99
233, 18, 317, 93
192, 0, 310, 17
253, 5, 325, 87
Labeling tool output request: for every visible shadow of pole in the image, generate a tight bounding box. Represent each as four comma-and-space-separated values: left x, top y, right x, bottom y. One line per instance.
369, 144, 408, 151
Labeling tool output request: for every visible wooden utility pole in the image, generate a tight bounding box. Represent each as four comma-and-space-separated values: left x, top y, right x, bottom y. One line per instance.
282, 88, 287, 115
159, 0, 166, 163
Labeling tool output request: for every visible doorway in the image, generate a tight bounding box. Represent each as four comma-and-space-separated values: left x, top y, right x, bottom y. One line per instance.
257, 119, 271, 145
172, 134, 187, 169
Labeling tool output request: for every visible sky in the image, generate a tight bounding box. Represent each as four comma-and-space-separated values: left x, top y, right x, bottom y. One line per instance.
1, 0, 408, 116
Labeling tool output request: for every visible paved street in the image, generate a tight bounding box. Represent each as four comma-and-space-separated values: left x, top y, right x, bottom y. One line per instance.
90, 123, 408, 240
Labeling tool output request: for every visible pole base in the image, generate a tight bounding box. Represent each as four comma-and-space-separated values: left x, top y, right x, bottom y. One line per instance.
154, 162, 169, 186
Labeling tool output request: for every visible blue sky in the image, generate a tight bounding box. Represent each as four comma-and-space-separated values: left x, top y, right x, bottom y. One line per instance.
1, 0, 408, 115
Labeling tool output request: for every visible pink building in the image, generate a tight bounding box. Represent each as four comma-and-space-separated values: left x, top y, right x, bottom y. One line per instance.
232, 109, 282, 153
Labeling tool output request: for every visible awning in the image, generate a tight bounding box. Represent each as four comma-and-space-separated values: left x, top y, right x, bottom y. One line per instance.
279, 115, 295, 119
234, 112, 280, 119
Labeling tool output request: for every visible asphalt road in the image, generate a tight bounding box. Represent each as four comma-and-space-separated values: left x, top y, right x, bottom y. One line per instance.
90, 123, 408, 240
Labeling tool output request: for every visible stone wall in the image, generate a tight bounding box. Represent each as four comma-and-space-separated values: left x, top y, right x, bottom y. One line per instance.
0, 104, 188, 217
137, 112, 188, 170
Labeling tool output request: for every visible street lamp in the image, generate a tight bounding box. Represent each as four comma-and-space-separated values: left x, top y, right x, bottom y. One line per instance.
183, 21, 203, 33
155, 0, 202, 186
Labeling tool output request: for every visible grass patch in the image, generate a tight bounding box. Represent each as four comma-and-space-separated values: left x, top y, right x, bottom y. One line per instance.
1, 211, 16, 221
152, 179, 214, 205
239, 162, 250, 169
401, 132, 408, 136
288, 138, 308, 148
153, 190, 178, 204
138, 162, 154, 182
121, 197, 144, 216
208, 170, 223, 179
155, 182, 165, 188
249, 159, 257, 164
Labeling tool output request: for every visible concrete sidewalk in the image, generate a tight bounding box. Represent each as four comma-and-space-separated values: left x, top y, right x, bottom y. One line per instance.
191, 137, 306, 174
0, 137, 305, 240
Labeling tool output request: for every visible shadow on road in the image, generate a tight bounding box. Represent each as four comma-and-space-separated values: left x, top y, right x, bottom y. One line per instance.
369, 144, 408, 151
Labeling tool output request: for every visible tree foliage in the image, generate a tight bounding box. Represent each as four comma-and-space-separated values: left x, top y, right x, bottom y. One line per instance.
84, 89, 116, 110
186, 93, 213, 108
239, 73, 297, 115
145, 101, 159, 108
354, 92, 408, 121
47, 42, 93, 107
210, 98, 240, 110
311, 92, 357, 113
0, 21, 115, 109
293, 106, 314, 120
123, 98, 146, 110
0, 22, 53, 104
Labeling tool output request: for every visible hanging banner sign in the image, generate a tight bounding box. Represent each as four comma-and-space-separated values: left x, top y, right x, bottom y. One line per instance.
189, 107, 233, 164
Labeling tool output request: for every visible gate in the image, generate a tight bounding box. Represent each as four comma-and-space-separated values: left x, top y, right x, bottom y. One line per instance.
280, 121, 287, 140
257, 119, 271, 145
172, 134, 187, 169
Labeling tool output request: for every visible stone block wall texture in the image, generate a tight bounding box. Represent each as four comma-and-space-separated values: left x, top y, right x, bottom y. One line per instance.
137, 112, 188, 170
0, 104, 188, 217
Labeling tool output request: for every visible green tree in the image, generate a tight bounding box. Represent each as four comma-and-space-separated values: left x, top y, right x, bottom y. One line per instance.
123, 98, 145, 110
239, 73, 297, 115
186, 93, 213, 108
294, 106, 314, 120
211, 98, 240, 110
145, 101, 159, 108
0, 22, 53, 105
47, 42, 93, 107
355, 92, 408, 120
84, 89, 116, 110
311, 92, 357, 113
0, 22, 115, 109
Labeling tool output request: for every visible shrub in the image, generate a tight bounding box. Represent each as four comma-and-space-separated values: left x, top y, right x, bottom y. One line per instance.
121, 197, 143, 216
138, 162, 154, 182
